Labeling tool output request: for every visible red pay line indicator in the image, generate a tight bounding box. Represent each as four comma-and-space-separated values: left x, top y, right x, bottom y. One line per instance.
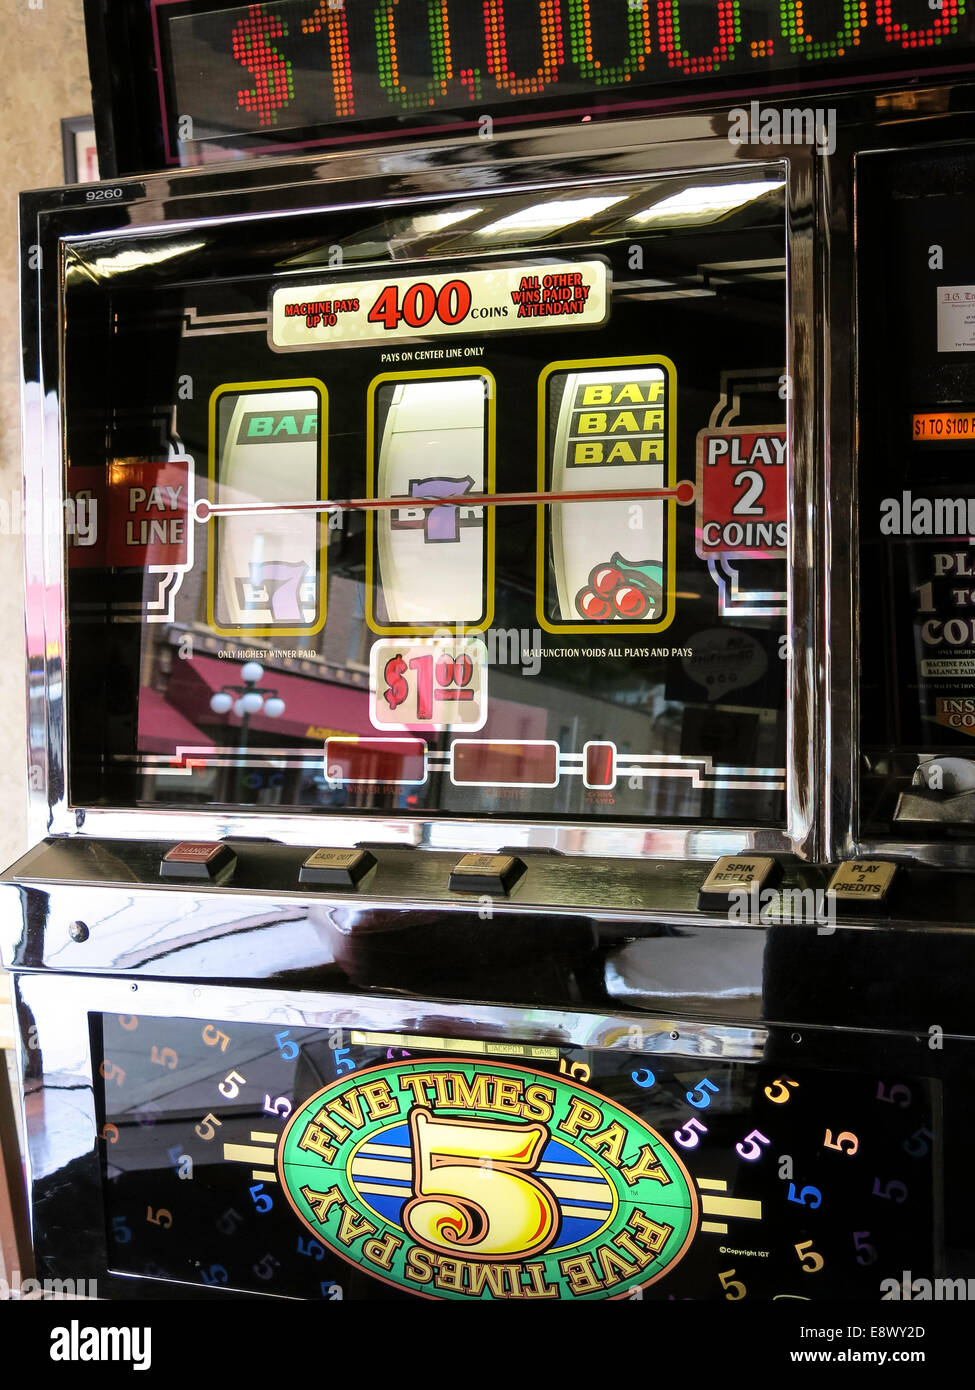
195, 482, 696, 522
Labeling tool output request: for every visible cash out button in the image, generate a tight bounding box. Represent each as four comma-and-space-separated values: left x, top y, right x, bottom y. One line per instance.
160, 842, 236, 885
299, 848, 377, 888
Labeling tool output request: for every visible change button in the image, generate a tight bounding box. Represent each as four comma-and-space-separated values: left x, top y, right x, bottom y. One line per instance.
160, 842, 236, 884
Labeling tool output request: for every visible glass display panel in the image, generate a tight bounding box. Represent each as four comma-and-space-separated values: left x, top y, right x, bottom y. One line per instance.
148, 0, 975, 165
63, 169, 789, 825
857, 145, 975, 838
96, 1011, 938, 1300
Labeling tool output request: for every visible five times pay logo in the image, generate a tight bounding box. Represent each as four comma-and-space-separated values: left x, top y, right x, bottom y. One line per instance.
278, 1059, 699, 1300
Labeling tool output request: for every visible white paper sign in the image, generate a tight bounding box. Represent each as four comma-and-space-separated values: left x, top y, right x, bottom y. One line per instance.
938, 285, 975, 353
271, 261, 609, 349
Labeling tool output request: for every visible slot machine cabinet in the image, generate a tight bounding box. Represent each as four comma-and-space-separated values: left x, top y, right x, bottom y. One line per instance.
5, 2, 975, 1303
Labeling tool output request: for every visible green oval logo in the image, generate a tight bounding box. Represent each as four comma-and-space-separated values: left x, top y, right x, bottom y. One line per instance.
278, 1059, 699, 1300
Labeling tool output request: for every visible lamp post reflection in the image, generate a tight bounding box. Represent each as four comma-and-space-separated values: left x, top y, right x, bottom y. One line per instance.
209, 662, 285, 802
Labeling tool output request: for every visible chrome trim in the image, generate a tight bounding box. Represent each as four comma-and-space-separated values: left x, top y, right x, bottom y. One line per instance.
13, 971, 769, 1065
785, 146, 817, 862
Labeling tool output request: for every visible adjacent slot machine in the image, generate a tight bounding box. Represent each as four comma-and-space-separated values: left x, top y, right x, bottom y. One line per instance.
4, 0, 975, 1303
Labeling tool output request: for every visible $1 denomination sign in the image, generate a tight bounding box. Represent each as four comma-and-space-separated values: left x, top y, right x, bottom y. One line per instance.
270, 261, 610, 349
277, 1058, 699, 1301
370, 637, 488, 731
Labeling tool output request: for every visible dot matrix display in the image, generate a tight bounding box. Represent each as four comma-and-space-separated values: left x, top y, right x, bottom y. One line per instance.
231, 8, 295, 127
567, 0, 652, 86
377, 0, 453, 110
301, 2, 354, 117
778, 1, 868, 61
484, 0, 565, 96
159, 0, 973, 158
657, 1, 742, 76
877, 0, 962, 47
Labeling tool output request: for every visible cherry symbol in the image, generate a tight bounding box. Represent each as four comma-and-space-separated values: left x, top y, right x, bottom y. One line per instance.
590, 564, 624, 598
613, 585, 651, 619
577, 588, 613, 621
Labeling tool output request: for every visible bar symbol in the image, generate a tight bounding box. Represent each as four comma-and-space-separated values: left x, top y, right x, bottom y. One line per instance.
697, 1178, 762, 1234
222, 1131, 279, 1182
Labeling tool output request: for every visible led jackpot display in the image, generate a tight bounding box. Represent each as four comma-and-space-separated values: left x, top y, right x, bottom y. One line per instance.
152, 0, 973, 161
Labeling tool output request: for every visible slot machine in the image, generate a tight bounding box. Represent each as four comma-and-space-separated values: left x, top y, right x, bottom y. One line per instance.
4, 0, 975, 1304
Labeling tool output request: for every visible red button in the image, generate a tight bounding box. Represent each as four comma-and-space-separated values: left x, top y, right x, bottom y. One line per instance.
164, 843, 225, 864
160, 842, 236, 883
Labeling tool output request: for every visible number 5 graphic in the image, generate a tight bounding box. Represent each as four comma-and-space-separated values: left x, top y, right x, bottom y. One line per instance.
403, 1108, 558, 1260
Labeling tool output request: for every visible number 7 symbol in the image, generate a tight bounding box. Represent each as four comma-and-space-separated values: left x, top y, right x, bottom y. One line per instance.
409, 476, 475, 543
250, 561, 308, 622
